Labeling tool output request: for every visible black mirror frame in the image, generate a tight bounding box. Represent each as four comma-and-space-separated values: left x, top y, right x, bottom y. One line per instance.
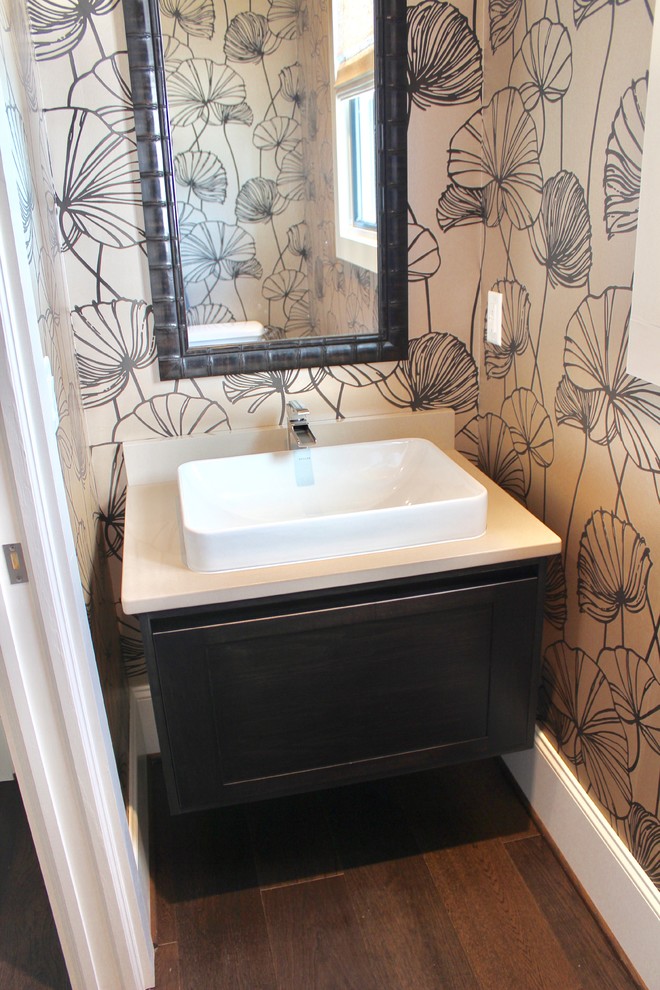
123, 0, 408, 379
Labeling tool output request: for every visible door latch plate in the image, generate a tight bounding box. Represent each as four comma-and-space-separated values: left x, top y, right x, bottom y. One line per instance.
3, 543, 28, 584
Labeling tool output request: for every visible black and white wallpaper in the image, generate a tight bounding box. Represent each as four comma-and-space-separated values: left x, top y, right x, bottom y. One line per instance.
0, 0, 657, 884
0, 0, 130, 791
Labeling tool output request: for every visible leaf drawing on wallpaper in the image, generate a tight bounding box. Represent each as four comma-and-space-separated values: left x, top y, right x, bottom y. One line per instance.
563, 287, 660, 477
72, 516, 96, 607
268, 0, 308, 41
223, 367, 327, 422
530, 170, 591, 399
540, 640, 632, 819
554, 372, 613, 568
36, 247, 61, 339
573, 0, 630, 29
262, 268, 307, 323
177, 200, 206, 235
544, 555, 568, 629
6, 102, 36, 264
212, 100, 254, 127
283, 297, 318, 336
597, 647, 660, 772
26, 0, 118, 63
53, 109, 145, 294
162, 35, 195, 66
224, 11, 279, 66
56, 382, 90, 484
510, 20, 572, 111
457, 413, 526, 501
501, 387, 554, 503
97, 445, 126, 559
604, 76, 647, 237
236, 176, 286, 225
627, 804, 660, 885
187, 302, 236, 325
67, 54, 135, 135
407, 0, 482, 120
278, 62, 304, 108
408, 218, 442, 279
484, 278, 530, 383
436, 183, 486, 354
253, 114, 300, 156
531, 171, 591, 289
112, 392, 230, 441
72, 298, 156, 407
448, 87, 542, 257
555, 373, 610, 441
9, 0, 39, 112
326, 363, 385, 398
343, 292, 369, 334
160, 0, 215, 40
276, 144, 311, 201
286, 221, 310, 265
55, 114, 141, 250
167, 58, 247, 129
436, 182, 486, 232
510, 19, 572, 155
179, 219, 258, 282
408, 214, 441, 332
117, 614, 147, 679
374, 332, 478, 412
176, 152, 227, 210
488, 0, 523, 52
578, 510, 652, 634
578, 0, 628, 208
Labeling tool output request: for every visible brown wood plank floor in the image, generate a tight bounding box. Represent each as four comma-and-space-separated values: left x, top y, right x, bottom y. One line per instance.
149, 758, 644, 990
0, 780, 71, 990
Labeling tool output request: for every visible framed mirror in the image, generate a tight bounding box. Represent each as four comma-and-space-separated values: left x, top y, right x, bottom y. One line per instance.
123, 0, 408, 379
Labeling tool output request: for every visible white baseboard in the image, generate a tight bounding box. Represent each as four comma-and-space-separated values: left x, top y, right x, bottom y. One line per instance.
0, 713, 13, 780
128, 679, 157, 929
505, 729, 660, 990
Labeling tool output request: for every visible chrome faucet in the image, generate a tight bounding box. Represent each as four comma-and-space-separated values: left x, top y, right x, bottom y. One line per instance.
286, 400, 316, 448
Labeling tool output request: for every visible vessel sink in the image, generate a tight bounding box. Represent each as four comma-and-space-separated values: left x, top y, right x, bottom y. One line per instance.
177, 438, 488, 572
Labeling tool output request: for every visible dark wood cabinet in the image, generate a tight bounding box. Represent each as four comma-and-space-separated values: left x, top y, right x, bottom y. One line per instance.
140, 560, 547, 814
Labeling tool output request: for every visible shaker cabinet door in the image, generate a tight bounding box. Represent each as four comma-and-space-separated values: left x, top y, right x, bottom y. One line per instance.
143, 566, 544, 813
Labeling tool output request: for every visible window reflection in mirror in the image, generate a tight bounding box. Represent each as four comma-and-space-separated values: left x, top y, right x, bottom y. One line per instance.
157, 0, 379, 349
331, 0, 377, 274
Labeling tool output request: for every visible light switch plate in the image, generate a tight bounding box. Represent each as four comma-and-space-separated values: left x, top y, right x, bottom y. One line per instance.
486, 290, 503, 346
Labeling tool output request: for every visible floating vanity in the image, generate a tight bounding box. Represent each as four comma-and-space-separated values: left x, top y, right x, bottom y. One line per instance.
122, 412, 561, 815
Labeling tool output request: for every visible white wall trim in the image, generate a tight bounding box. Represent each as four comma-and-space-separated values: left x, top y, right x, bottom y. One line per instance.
0, 709, 13, 781
505, 729, 660, 990
128, 683, 152, 921
0, 104, 154, 986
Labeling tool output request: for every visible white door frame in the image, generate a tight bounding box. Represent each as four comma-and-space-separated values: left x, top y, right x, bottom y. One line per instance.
0, 139, 154, 988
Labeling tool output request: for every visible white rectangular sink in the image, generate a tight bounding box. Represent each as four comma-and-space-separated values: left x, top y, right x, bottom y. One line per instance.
177, 438, 488, 572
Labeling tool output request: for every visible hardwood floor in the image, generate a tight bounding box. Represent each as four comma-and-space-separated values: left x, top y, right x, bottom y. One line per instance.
149, 758, 643, 990
0, 780, 71, 990
0, 760, 644, 990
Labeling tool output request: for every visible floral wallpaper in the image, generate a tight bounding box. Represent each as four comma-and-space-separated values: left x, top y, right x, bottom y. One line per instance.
0, 0, 130, 792
10, 0, 659, 888
463, 0, 660, 885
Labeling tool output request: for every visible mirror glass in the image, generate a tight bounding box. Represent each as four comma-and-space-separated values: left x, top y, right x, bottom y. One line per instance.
124, 0, 407, 378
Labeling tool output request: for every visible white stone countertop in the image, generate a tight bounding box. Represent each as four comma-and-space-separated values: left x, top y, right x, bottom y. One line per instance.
121, 435, 561, 615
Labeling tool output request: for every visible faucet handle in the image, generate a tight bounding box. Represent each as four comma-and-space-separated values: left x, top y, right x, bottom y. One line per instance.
286, 399, 309, 420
